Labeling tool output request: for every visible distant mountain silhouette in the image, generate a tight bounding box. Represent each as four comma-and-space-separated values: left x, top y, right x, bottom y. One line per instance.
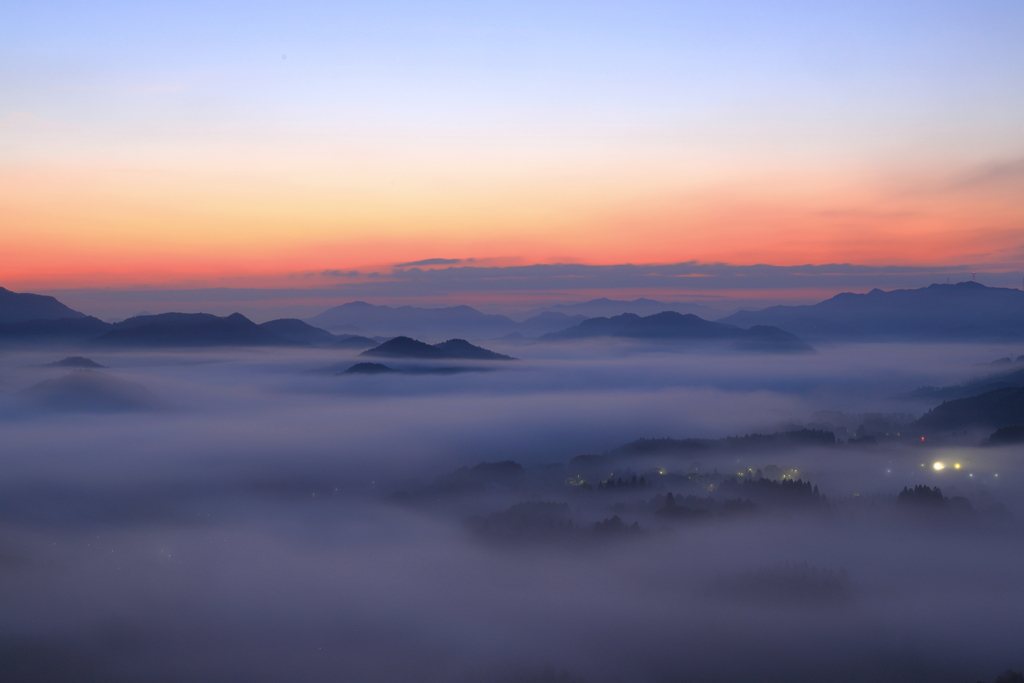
343, 362, 397, 374
0, 316, 112, 344
361, 336, 444, 358
88, 312, 292, 347
515, 312, 589, 337
916, 387, 1024, 432
722, 282, 1024, 341
332, 334, 379, 349
566, 429, 834, 486
47, 356, 105, 368
336, 361, 488, 376
528, 297, 728, 320
306, 301, 583, 339
259, 318, 337, 346
910, 366, 1024, 401
110, 312, 222, 329
432, 338, 515, 360
19, 371, 161, 411
0, 286, 86, 323
361, 336, 515, 360
541, 311, 813, 352
308, 301, 518, 339
987, 424, 1024, 445
609, 429, 837, 457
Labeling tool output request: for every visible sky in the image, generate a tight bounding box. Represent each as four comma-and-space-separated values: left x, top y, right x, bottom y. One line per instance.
2, 0, 1024, 300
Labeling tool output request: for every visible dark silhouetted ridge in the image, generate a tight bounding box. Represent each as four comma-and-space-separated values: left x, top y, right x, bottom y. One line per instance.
917, 387, 1024, 432
361, 336, 445, 358
88, 312, 291, 347
432, 339, 515, 360
722, 282, 1024, 341
542, 311, 812, 352
343, 362, 397, 374
19, 371, 161, 411
361, 336, 514, 360
0, 316, 112, 342
259, 319, 336, 345
987, 424, 1024, 445
0, 286, 86, 323
611, 429, 836, 456
48, 356, 105, 368
332, 334, 379, 349
308, 301, 518, 338
909, 366, 1024, 401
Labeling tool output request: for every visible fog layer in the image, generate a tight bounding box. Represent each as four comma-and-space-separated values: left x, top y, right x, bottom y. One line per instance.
0, 341, 1021, 682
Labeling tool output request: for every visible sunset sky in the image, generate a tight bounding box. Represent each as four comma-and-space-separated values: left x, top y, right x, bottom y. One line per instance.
2, 0, 1023, 313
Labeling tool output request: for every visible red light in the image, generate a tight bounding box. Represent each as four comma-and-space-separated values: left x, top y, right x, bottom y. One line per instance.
920, 436, 925, 441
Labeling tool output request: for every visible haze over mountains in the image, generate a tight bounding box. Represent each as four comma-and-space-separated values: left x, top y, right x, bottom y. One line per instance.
722, 282, 1024, 342
3, 282, 1024, 351
4, 280, 1024, 683
543, 311, 813, 352
307, 298, 732, 339
307, 301, 585, 339
527, 297, 730, 320
361, 336, 515, 360
0, 286, 86, 323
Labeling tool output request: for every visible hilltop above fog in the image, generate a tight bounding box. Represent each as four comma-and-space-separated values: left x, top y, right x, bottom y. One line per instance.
3, 282, 1024, 350
306, 300, 585, 339
525, 297, 730, 320
361, 336, 515, 360
0, 286, 86, 323
723, 282, 1024, 342
541, 311, 813, 352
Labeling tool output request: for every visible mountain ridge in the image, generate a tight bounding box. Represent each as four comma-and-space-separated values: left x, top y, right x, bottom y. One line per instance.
541, 311, 813, 352
0, 286, 86, 324
721, 282, 1024, 341
307, 301, 584, 339
361, 336, 515, 360
87, 312, 293, 347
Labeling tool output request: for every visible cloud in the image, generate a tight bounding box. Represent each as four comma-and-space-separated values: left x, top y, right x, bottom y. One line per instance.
310, 262, 1000, 299
950, 158, 1024, 190
0, 343, 1022, 681
320, 270, 362, 278
395, 258, 469, 267
42, 261, 1024, 321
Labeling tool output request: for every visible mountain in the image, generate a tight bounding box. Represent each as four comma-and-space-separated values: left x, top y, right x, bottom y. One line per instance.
332, 334, 380, 349
19, 371, 161, 412
0, 316, 113, 345
111, 312, 223, 330
432, 339, 515, 360
361, 336, 515, 360
721, 282, 1024, 341
259, 319, 338, 346
566, 429, 836, 482
47, 356, 105, 368
343, 362, 397, 375
541, 311, 813, 352
916, 387, 1024, 432
910, 367, 1024, 401
987, 425, 1024, 445
0, 286, 86, 323
317, 360, 488, 375
515, 312, 589, 337
87, 312, 292, 347
361, 336, 445, 359
527, 297, 728, 320
307, 301, 587, 340
308, 301, 519, 339
610, 429, 837, 457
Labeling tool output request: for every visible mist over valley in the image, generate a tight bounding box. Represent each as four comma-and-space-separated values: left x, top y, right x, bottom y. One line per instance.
2, 284, 1024, 682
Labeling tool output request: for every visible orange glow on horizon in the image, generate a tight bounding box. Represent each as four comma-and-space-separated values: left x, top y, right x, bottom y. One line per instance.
2, 150, 1022, 291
